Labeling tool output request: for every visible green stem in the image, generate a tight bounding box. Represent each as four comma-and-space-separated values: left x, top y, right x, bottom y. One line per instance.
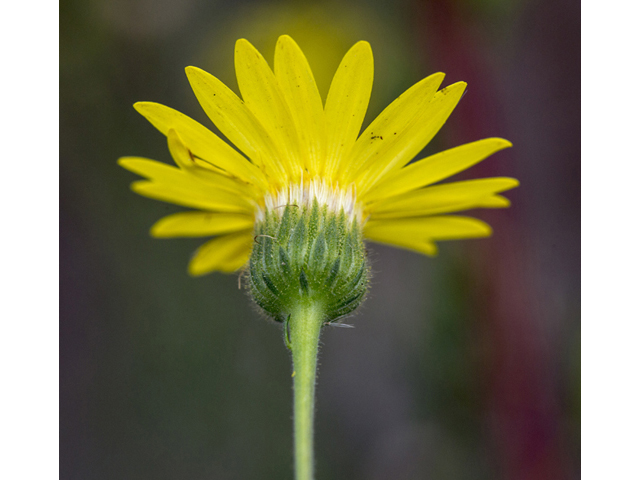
288, 301, 324, 480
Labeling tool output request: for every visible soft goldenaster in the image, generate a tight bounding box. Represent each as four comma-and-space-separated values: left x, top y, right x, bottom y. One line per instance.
119, 35, 518, 276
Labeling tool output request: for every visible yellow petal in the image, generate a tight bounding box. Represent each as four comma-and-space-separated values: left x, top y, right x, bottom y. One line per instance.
234, 39, 300, 178
185, 66, 287, 181
118, 154, 257, 200
134, 102, 267, 188
165, 129, 261, 197
366, 236, 439, 257
368, 177, 520, 218
478, 195, 511, 208
364, 215, 492, 243
151, 211, 255, 238
353, 82, 467, 193
369, 196, 506, 219
130, 180, 254, 213
323, 41, 373, 179
364, 138, 513, 203
339, 72, 445, 184
118, 157, 230, 192
274, 35, 326, 176
188, 230, 254, 275
118, 156, 181, 180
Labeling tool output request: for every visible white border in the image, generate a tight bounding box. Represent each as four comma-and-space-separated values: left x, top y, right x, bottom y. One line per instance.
582, 2, 639, 478
2, 1, 59, 478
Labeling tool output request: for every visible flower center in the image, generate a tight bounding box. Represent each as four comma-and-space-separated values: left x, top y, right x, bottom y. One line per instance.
256, 178, 363, 225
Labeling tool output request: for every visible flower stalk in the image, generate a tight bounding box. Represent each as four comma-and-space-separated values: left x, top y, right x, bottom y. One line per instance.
287, 302, 325, 480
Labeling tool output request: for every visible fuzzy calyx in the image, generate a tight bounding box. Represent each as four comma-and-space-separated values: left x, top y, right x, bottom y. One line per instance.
248, 199, 369, 322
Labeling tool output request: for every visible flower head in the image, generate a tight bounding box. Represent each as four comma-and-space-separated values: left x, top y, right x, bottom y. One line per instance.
119, 36, 517, 318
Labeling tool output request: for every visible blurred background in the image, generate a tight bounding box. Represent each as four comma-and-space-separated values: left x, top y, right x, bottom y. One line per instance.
60, 0, 580, 478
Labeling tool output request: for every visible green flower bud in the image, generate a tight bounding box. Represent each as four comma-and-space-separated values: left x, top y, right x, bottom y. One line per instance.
247, 197, 369, 323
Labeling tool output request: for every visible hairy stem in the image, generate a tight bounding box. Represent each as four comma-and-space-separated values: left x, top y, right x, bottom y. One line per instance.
288, 302, 324, 480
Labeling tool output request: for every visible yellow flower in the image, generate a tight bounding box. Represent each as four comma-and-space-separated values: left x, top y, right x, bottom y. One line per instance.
119, 35, 518, 276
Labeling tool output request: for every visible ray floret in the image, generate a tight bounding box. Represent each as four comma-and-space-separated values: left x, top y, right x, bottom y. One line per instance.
120, 35, 518, 277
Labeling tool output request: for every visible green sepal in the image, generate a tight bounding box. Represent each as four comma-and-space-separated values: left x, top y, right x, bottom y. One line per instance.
247, 200, 369, 322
